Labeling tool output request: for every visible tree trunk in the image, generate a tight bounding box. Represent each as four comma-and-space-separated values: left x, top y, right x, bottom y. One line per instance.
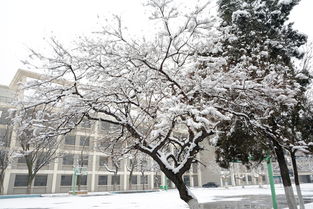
161, 168, 199, 209
128, 172, 133, 190
290, 151, 305, 209
26, 156, 35, 194
113, 172, 117, 191
241, 177, 245, 188
0, 170, 4, 194
258, 175, 263, 188
141, 172, 145, 190
77, 175, 81, 191
26, 175, 34, 194
175, 176, 199, 209
273, 140, 297, 209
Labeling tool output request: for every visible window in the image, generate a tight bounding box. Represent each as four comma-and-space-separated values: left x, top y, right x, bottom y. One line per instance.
63, 154, 74, 165
154, 175, 161, 188
183, 176, 190, 186
114, 142, 123, 150
61, 175, 72, 186
37, 153, 49, 166
81, 120, 92, 128
192, 163, 198, 173
0, 108, 10, 125
0, 96, 13, 103
112, 175, 120, 185
77, 175, 87, 185
131, 175, 137, 184
14, 174, 28, 187
0, 128, 10, 147
99, 156, 108, 166
34, 175, 48, 186
79, 136, 90, 147
140, 175, 148, 184
262, 175, 266, 182
64, 136, 75, 145
101, 122, 119, 131
193, 175, 198, 187
78, 155, 88, 166
98, 175, 108, 185
114, 160, 122, 170
110, 124, 119, 131
100, 121, 110, 130
17, 157, 26, 164
99, 140, 110, 150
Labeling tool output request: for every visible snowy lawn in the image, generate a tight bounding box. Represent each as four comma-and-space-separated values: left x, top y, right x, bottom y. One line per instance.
1, 184, 313, 209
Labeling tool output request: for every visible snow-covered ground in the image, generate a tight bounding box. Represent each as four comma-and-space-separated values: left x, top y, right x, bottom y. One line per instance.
1, 184, 313, 209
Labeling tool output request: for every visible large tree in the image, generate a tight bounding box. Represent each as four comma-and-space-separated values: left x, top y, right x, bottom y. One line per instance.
275, 69, 313, 209
17, 1, 228, 208
215, 0, 307, 208
15, 0, 309, 208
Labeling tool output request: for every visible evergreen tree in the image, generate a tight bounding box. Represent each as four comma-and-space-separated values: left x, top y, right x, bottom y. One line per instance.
274, 67, 313, 209
215, 119, 267, 169
216, 0, 307, 208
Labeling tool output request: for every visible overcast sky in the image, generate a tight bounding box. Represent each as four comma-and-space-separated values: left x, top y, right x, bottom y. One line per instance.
0, 0, 312, 86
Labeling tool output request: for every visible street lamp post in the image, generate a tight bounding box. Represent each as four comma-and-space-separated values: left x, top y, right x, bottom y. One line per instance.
266, 154, 278, 209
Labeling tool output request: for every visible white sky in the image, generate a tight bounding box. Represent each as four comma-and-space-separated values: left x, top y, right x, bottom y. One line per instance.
0, 0, 312, 86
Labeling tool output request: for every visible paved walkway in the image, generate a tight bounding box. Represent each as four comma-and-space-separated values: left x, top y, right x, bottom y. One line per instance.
200, 195, 313, 209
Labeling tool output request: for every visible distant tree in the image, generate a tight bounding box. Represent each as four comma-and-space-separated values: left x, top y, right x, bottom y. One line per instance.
137, 154, 153, 190
97, 137, 124, 191
126, 150, 138, 190
13, 109, 62, 194
106, 155, 123, 191
126, 153, 152, 190
0, 125, 13, 194
76, 132, 92, 191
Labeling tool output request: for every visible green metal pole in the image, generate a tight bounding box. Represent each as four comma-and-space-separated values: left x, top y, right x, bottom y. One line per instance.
266, 154, 278, 209
71, 168, 77, 195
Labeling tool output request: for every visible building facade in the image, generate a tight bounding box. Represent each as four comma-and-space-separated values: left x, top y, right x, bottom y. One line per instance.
0, 70, 209, 195
1, 70, 313, 195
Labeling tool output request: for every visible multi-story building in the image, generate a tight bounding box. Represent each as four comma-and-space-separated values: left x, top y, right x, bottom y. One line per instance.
1, 69, 312, 195
1, 69, 217, 195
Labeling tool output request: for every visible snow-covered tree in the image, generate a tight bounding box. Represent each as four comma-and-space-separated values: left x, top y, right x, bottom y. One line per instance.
16, 1, 228, 207
15, 0, 310, 208
274, 58, 313, 209
126, 150, 138, 190
13, 109, 62, 194
136, 153, 154, 190
76, 131, 92, 191
214, 43, 313, 209
97, 136, 124, 191
126, 150, 155, 190
215, 119, 267, 169
0, 125, 13, 194
215, 0, 308, 208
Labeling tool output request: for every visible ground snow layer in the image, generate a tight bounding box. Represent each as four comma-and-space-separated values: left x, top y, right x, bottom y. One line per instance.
1, 184, 313, 209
